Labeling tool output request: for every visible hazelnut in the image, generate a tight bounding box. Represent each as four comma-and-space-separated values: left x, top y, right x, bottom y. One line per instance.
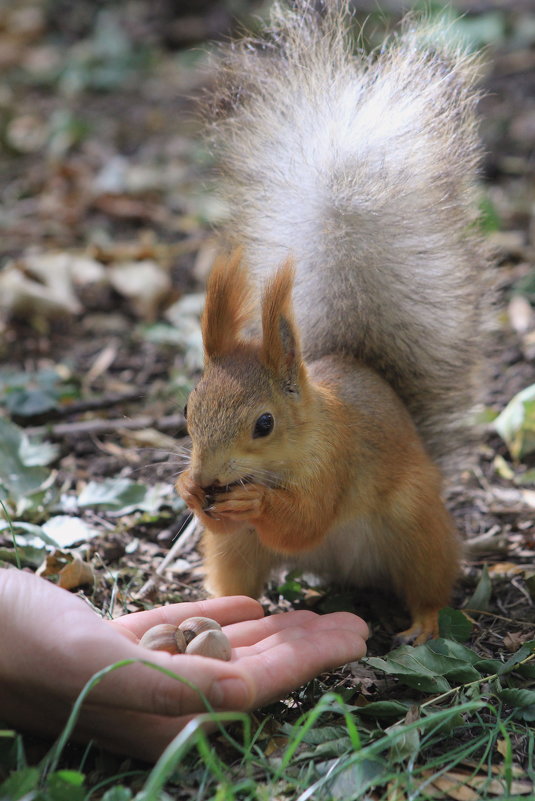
139, 623, 187, 654
178, 616, 222, 645
185, 629, 232, 661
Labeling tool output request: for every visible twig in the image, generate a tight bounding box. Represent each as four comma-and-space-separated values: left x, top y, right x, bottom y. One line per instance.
24, 413, 186, 439
133, 515, 201, 600
55, 390, 145, 415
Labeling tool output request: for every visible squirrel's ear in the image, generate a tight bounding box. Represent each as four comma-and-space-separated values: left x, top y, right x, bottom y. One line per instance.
261, 259, 302, 389
202, 249, 254, 360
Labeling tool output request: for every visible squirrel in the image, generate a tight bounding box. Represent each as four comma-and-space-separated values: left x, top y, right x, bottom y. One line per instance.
176, 1, 488, 644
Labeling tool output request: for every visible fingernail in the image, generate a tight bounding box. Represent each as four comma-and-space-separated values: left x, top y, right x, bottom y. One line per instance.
209, 677, 249, 709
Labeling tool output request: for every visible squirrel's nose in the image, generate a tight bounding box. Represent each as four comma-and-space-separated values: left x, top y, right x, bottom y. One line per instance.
192, 468, 221, 489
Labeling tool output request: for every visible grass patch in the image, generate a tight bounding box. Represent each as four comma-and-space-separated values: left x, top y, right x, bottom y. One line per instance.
1, 642, 534, 800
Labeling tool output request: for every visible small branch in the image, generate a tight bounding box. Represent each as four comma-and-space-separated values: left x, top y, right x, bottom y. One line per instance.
133, 515, 201, 601
24, 413, 186, 439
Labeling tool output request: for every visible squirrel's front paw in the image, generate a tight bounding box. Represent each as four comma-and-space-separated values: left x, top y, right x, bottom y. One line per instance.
209, 483, 266, 520
176, 470, 206, 516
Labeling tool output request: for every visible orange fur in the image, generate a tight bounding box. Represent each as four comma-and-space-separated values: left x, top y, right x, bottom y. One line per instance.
177, 255, 462, 644
260, 260, 300, 379
201, 249, 254, 359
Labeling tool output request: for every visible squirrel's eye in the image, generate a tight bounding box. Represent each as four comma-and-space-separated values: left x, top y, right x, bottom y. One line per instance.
183, 402, 188, 420
253, 412, 274, 439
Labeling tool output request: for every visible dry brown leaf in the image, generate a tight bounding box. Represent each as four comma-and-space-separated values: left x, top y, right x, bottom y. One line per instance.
58, 555, 95, 590
37, 549, 94, 590
84, 343, 118, 386
119, 427, 179, 451
488, 562, 525, 578
503, 631, 533, 651
496, 738, 509, 758
430, 770, 533, 798
386, 781, 407, 801
430, 773, 479, 801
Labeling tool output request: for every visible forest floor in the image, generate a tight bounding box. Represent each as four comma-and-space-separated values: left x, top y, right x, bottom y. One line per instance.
0, 1, 534, 799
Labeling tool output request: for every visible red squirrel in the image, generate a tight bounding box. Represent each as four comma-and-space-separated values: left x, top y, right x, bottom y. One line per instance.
176, 1, 487, 644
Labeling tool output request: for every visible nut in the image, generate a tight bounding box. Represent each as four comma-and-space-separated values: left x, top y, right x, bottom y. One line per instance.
178, 616, 222, 645
139, 623, 187, 654
185, 629, 232, 661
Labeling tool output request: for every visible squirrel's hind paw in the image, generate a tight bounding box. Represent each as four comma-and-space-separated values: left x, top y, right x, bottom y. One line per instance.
394, 610, 440, 646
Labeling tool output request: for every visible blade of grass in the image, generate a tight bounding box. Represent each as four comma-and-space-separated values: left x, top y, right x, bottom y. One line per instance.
276, 692, 361, 777
136, 712, 250, 801
40, 657, 252, 781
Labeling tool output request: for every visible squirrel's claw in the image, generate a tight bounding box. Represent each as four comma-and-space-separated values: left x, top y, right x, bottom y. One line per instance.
394, 610, 440, 646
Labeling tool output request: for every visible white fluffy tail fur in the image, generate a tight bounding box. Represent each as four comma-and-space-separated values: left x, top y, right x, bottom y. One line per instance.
208, 1, 488, 469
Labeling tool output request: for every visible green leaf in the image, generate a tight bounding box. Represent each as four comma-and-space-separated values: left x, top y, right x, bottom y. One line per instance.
353, 700, 411, 718
465, 565, 492, 612
498, 641, 535, 675
439, 607, 473, 640
497, 688, 535, 721
386, 721, 421, 764
425, 639, 480, 666
102, 787, 133, 801
45, 770, 86, 801
298, 725, 347, 745
366, 648, 451, 693
0, 521, 59, 547
367, 639, 486, 693
277, 571, 306, 602
0, 767, 39, 801
325, 757, 386, 800
494, 384, 535, 460
473, 658, 502, 674
0, 367, 79, 418
0, 419, 57, 509
0, 545, 46, 567
77, 478, 174, 515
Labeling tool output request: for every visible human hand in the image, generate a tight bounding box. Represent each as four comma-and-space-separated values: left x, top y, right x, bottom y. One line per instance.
0, 568, 368, 762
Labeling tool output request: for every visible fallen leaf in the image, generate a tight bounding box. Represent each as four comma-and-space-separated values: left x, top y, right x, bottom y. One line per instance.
108, 260, 171, 320
58, 555, 95, 590
488, 562, 525, 578
119, 427, 179, 451
41, 516, 98, 548
37, 549, 95, 590
496, 738, 509, 758
503, 631, 530, 651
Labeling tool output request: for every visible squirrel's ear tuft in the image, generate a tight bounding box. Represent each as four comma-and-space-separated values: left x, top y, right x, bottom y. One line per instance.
202, 249, 254, 359
261, 259, 302, 389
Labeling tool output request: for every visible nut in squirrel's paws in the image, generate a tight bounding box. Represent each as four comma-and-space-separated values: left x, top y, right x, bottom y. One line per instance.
206, 483, 266, 520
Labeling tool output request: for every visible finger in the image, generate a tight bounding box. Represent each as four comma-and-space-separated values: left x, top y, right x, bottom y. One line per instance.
233, 627, 368, 708
110, 596, 264, 639
73, 637, 256, 717
225, 610, 369, 648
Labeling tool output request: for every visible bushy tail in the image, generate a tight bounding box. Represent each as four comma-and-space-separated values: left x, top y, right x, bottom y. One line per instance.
207, 0, 488, 470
